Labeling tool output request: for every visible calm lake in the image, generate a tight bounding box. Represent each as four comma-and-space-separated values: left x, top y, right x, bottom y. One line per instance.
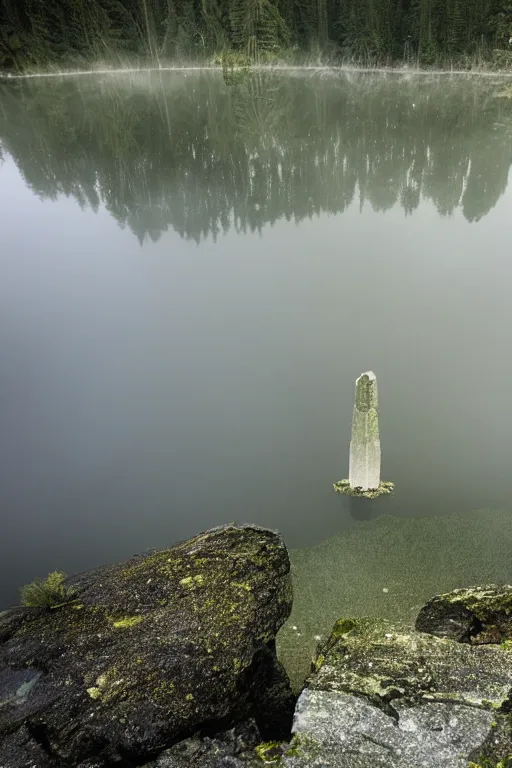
1, 69, 512, 623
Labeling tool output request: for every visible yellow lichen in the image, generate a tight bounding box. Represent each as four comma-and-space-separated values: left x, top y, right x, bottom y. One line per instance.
111, 616, 144, 629
179, 574, 204, 587
85, 668, 123, 702
255, 741, 283, 763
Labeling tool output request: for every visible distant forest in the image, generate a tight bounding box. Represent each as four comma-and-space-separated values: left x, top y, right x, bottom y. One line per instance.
1, 0, 512, 71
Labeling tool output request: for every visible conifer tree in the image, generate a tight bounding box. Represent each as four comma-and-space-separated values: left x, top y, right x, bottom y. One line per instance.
2, 0, 512, 70
229, 0, 289, 61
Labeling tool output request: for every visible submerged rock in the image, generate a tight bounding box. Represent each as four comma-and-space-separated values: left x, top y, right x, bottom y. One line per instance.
0, 524, 294, 767
282, 616, 512, 767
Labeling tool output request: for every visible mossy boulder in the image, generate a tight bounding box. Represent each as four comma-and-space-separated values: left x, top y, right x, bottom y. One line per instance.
0, 524, 294, 767
281, 616, 512, 767
416, 585, 512, 644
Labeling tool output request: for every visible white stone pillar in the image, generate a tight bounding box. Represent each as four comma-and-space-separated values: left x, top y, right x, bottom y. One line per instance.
348, 371, 381, 491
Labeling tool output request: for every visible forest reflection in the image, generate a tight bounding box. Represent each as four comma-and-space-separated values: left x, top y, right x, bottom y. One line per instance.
1, 70, 511, 243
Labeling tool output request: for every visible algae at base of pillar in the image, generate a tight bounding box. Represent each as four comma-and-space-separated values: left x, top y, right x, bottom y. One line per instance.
333, 479, 395, 499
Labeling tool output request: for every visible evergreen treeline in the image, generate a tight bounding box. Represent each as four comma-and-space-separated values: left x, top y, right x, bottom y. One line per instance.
1, 71, 510, 242
1, 0, 512, 71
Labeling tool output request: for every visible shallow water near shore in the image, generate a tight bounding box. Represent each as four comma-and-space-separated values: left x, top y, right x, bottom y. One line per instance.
1, 69, 512, 612
278, 508, 512, 691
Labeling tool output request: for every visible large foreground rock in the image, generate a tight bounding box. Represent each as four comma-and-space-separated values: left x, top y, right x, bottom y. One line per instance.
0, 524, 294, 767
280, 612, 512, 768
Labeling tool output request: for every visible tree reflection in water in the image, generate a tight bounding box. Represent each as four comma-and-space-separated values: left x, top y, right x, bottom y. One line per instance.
0, 70, 511, 243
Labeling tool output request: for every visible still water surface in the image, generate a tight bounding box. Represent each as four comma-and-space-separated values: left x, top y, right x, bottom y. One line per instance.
1, 69, 512, 612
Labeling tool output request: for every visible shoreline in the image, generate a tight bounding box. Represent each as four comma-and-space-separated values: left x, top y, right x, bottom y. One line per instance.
2, 62, 512, 81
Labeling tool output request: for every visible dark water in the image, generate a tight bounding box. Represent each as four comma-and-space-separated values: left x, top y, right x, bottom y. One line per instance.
1, 69, 512, 610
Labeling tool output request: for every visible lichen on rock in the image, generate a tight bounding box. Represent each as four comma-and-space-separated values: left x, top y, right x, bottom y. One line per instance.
281, 616, 512, 767
416, 585, 512, 644
0, 524, 295, 767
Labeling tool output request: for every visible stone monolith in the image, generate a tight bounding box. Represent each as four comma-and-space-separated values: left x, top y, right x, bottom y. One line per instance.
349, 371, 380, 491
333, 371, 394, 500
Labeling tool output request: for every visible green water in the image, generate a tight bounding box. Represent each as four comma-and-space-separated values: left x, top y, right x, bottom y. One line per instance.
279, 508, 512, 691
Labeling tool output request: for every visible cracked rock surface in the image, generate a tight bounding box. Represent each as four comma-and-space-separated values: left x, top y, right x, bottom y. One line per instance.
282, 612, 512, 767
